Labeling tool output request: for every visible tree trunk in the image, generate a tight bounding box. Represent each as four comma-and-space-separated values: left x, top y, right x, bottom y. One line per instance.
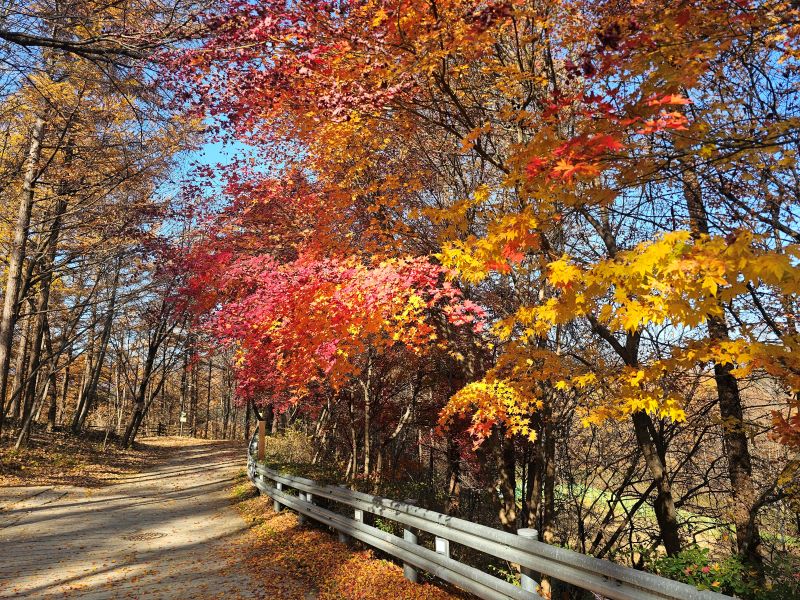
244, 397, 251, 441
17, 302, 46, 445
130, 381, 166, 444
222, 366, 232, 438
632, 411, 682, 555
446, 435, 462, 515
6, 309, 33, 422
263, 403, 274, 436
494, 426, 517, 532
189, 346, 198, 436
73, 263, 120, 432
539, 404, 558, 600
58, 351, 71, 428
120, 302, 174, 448
122, 355, 155, 448
347, 392, 358, 480
45, 359, 57, 431
14, 376, 51, 450
523, 433, 543, 529
361, 353, 373, 477
16, 191, 68, 446
204, 358, 212, 438
590, 321, 683, 555
541, 404, 557, 544
178, 339, 188, 436
0, 116, 46, 436
71, 302, 97, 432
363, 391, 371, 476
683, 168, 763, 569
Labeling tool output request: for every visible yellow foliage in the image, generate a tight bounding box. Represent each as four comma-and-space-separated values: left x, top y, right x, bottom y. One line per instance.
440, 378, 542, 443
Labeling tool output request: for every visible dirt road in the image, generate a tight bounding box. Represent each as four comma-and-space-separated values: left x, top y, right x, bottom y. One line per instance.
1, 439, 266, 599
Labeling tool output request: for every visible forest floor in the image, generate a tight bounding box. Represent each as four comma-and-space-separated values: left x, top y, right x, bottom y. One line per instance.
0, 438, 268, 599
0, 428, 172, 488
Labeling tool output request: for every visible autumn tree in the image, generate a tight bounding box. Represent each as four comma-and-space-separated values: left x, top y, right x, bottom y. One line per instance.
0, 0, 237, 451
173, 0, 800, 589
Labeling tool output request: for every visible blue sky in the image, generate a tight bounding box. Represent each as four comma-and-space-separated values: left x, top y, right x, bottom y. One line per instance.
193, 139, 243, 168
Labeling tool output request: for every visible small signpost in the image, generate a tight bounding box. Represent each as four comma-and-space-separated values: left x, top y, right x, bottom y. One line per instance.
179, 411, 187, 436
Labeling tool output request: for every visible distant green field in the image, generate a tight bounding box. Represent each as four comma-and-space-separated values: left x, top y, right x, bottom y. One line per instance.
515, 482, 799, 549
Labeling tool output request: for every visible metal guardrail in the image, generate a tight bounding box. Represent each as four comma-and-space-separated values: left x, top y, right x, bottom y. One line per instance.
246, 441, 733, 600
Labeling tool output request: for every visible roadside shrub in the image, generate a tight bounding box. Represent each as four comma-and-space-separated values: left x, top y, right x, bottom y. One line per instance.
263, 428, 314, 465
649, 545, 800, 600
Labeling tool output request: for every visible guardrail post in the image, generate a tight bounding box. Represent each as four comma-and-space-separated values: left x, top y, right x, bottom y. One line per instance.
517, 528, 540, 594
435, 536, 450, 558
298, 492, 313, 524
403, 498, 419, 584
403, 528, 418, 583
274, 482, 283, 512
339, 508, 363, 545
